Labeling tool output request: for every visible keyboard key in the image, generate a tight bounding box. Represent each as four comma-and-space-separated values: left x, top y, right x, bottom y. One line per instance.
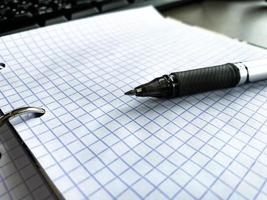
45, 15, 67, 25
62, 2, 73, 20
96, 0, 129, 12
33, 3, 67, 26
1, 23, 39, 36
70, 1, 98, 20
0, 9, 37, 33
71, 7, 98, 19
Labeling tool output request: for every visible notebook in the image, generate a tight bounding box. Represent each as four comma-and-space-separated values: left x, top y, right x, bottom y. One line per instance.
1, 6, 267, 200
0, 118, 56, 200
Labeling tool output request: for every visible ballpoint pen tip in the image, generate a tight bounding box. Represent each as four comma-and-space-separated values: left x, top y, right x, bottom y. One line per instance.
0, 63, 5, 69
125, 90, 136, 96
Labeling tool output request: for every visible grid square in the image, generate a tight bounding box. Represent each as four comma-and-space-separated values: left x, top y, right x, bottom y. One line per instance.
125, 121, 141, 133
109, 159, 128, 176
145, 151, 165, 167
79, 178, 101, 197
90, 140, 108, 155
134, 143, 152, 157
145, 135, 162, 149
168, 152, 187, 167
157, 160, 177, 176
220, 170, 240, 189
171, 169, 191, 187
187, 137, 204, 150
146, 169, 166, 186
181, 160, 201, 177
54, 176, 74, 193
156, 143, 174, 158
213, 152, 233, 167
244, 171, 265, 190
124, 134, 141, 148
112, 141, 130, 156
132, 179, 154, 198
102, 134, 120, 146
75, 148, 94, 164
201, 191, 221, 200
185, 179, 207, 199
205, 160, 225, 177
154, 129, 172, 141
236, 181, 258, 200
69, 166, 90, 184
144, 121, 161, 133
90, 188, 113, 200
120, 168, 140, 186
64, 187, 85, 200
113, 127, 131, 140
165, 136, 184, 150
159, 179, 181, 198
211, 180, 233, 199
154, 116, 170, 127
106, 179, 127, 197
228, 161, 248, 178
106, 121, 121, 132
84, 157, 104, 174
191, 152, 210, 167
174, 190, 194, 200
178, 144, 196, 159
95, 168, 115, 185
133, 160, 153, 176
162, 110, 177, 121
117, 189, 141, 200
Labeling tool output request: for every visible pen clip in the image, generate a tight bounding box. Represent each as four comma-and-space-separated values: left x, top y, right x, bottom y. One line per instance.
0, 107, 45, 127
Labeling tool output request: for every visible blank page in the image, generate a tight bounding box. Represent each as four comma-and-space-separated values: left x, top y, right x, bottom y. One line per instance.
1, 7, 267, 200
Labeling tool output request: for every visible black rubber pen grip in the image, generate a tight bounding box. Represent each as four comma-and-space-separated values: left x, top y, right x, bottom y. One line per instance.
170, 63, 240, 97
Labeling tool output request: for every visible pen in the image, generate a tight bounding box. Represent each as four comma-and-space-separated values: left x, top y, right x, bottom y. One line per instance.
125, 60, 267, 98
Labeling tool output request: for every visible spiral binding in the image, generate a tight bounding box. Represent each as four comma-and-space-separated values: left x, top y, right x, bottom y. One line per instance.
0, 107, 45, 127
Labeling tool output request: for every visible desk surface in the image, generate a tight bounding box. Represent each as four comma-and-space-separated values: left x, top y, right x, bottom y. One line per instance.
163, 0, 267, 49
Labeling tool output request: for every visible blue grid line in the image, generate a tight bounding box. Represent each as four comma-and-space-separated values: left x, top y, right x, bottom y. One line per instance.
55, 79, 260, 198
1, 36, 89, 198
35, 28, 152, 199
1, 11, 267, 200
27, 23, 204, 198
37, 28, 184, 200
23, 30, 267, 198
0, 123, 55, 200
44, 27, 218, 199
15, 34, 111, 199
68, 25, 267, 198
0, 76, 45, 200
0, 45, 264, 188
141, 83, 252, 200
23, 28, 159, 200
198, 93, 267, 199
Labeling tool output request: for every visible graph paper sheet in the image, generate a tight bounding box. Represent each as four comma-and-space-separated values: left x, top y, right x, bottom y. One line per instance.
1, 6, 267, 200
0, 116, 56, 200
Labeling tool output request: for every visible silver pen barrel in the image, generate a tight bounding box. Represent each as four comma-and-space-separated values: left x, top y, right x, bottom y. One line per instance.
235, 59, 267, 85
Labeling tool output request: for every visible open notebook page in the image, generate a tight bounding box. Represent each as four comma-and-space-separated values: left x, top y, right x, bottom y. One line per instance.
1, 6, 267, 200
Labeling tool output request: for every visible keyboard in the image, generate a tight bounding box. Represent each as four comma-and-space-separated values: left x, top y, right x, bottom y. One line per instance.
0, 0, 200, 36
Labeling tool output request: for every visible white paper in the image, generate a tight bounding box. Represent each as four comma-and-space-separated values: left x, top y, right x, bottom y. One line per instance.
1, 7, 267, 200
0, 123, 56, 200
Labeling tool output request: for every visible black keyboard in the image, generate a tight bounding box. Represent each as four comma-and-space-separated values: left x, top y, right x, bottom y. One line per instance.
0, 0, 199, 36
